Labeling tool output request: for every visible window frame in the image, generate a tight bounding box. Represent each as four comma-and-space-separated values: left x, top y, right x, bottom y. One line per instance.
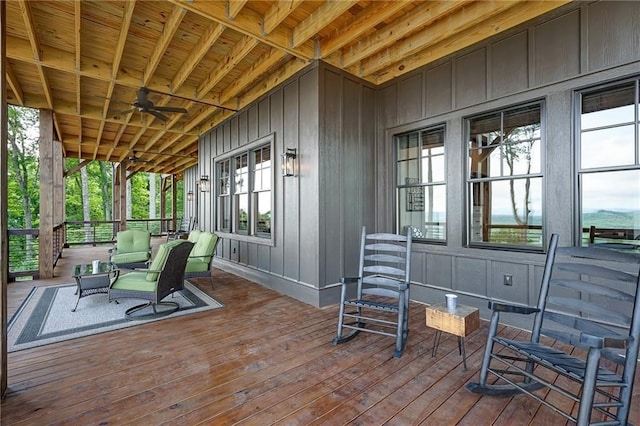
465, 100, 546, 251
394, 124, 447, 244
214, 133, 274, 243
575, 77, 640, 247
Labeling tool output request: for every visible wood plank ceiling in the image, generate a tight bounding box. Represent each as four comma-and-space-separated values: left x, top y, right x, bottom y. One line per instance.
5, 0, 570, 176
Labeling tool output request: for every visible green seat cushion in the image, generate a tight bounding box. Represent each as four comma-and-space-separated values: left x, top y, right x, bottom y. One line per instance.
185, 259, 210, 273
110, 271, 157, 292
145, 239, 185, 282
187, 229, 201, 243
111, 251, 150, 264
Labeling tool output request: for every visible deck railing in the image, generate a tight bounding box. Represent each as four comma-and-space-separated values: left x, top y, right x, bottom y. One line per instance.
8, 218, 175, 281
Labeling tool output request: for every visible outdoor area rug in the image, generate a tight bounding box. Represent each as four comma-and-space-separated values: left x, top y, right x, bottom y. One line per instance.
8, 282, 223, 352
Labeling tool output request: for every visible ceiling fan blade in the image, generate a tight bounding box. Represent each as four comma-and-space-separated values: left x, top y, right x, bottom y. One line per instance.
152, 106, 188, 113
148, 109, 169, 121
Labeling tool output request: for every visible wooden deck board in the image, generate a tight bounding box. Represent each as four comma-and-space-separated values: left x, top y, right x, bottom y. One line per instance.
3, 241, 639, 425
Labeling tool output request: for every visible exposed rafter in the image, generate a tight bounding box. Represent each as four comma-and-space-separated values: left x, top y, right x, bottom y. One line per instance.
4, 0, 572, 176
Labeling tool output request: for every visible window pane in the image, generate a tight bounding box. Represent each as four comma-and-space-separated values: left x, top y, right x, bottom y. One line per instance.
397, 133, 420, 185
581, 83, 635, 129
235, 154, 248, 194
581, 125, 635, 169
236, 193, 248, 232
421, 129, 445, 183
469, 178, 543, 247
581, 170, 640, 244
255, 191, 271, 234
253, 147, 271, 191
219, 196, 231, 231
398, 184, 446, 240
502, 139, 542, 175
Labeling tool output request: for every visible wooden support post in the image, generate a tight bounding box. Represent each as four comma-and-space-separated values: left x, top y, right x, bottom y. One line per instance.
1, 0, 8, 400
39, 110, 55, 279
112, 162, 128, 234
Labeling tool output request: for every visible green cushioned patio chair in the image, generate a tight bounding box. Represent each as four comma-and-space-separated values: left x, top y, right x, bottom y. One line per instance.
108, 239, 194, 319
108, 229, 152, 269
184, 231, 219, 289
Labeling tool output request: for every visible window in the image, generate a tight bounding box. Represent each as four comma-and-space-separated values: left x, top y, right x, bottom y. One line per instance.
217, 159, 231, 232
578, 79, 640, 246
466, 102, 544, 248
215, 136, 273, 238
396, 126, 446, 241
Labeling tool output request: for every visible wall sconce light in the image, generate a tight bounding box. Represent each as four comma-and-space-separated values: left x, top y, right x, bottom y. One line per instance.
281, 148, 297, 177
186, 190, 194, 201
199, 175, 210, 192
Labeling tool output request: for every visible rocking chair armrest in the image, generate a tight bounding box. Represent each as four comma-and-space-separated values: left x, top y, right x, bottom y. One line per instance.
580, 332, 631, 349
489, 300, 539, 315
340, 277, 360, 285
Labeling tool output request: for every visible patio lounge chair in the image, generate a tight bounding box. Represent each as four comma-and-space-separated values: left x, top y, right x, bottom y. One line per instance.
108, 229, 152, 269
108, 239, 194, 319
184, 230, 220, 289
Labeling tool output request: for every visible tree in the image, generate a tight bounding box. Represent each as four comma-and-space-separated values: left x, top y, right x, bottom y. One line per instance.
7, 106, 40, 266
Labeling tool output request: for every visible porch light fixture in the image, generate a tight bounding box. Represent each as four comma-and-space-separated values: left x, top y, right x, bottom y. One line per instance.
186, 190, 194, 201
281, 148, 297, 177
199, 175, 210, 192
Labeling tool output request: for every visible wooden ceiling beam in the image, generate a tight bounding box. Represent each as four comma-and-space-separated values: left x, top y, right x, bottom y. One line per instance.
227, 0, 248, 19
239, 57, 307, 109
5, 61, 24, 105
64, 159, 92, 178
17, 0, 41, 61
219, 48, 287, 105
361, 0, 523, 76
53, 105, 198, 136
262, 0, 303, 35
169, 0, 315, 61
291, 0, 358, 49
102, 1, 135, 117
99, 1, 135, 157
171, 22, 226, 91
143, 4, 187, 86
320, 0, 408, 57
341, 0, 471, 68
197, 35, 259, 97
374, 0, 572, 85
6, 35, 237, 112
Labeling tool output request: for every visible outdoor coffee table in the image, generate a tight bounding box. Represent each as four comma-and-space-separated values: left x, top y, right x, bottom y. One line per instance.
71, 262, 119, 312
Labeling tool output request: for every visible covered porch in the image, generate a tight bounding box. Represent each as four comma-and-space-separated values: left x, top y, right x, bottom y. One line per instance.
3, 243, 640, 424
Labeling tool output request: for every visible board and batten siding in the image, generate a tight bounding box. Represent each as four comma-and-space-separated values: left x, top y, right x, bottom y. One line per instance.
190, 63, 376, 307
190, 1, 640, 316
377, 0, 640, 320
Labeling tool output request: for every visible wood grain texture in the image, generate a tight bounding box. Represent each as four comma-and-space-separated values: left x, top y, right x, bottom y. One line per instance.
3, 241, 639, 424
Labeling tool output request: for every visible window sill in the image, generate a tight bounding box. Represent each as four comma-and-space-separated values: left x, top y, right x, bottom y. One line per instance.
216, 231, 274, 247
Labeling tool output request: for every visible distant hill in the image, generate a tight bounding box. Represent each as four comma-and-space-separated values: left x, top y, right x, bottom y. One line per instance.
583, 210, 640, 228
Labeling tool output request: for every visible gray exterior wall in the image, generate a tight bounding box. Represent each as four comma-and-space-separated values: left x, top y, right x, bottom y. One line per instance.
192, 62, 377, 307
193, 1, 640, 318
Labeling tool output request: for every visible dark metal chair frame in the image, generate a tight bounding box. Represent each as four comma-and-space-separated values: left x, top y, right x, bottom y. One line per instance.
333, 226, 413, 358
467, 233, 640, 425
108, 241, 194, 320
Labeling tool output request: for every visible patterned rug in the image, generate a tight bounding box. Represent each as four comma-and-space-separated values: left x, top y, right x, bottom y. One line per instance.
8, 281, 223, 352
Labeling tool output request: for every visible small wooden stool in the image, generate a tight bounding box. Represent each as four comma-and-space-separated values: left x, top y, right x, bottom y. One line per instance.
425, 303, 480, 370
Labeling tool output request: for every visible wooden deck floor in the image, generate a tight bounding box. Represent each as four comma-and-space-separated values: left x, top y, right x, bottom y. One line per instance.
2, 240, 639, 425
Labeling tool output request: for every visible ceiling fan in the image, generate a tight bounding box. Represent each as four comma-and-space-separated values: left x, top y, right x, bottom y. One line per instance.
126, 151, 152, 163
119, 87, 189, 121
